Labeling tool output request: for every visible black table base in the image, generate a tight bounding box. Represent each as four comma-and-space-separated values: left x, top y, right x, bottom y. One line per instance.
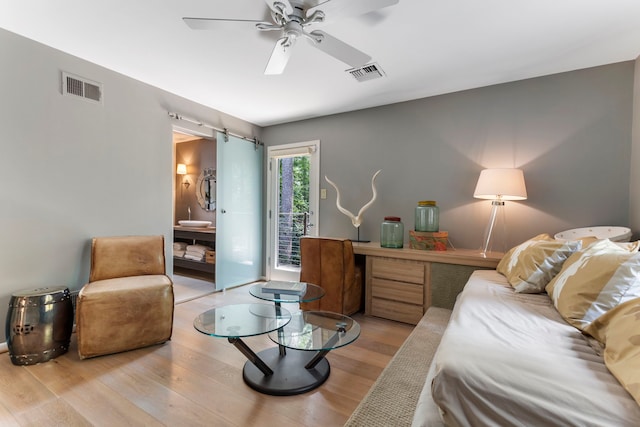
242, 347, 330, 396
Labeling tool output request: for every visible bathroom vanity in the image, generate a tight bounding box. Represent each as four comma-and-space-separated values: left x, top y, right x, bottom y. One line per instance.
173, 226, 216, 279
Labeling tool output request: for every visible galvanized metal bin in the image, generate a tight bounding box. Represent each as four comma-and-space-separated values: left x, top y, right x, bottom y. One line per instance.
5, 286, 73, 365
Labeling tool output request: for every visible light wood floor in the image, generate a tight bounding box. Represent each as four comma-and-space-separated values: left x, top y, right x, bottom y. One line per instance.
0, 283, 414, 427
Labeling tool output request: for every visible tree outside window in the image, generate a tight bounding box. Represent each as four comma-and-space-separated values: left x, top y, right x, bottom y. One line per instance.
278, 156, 310, 267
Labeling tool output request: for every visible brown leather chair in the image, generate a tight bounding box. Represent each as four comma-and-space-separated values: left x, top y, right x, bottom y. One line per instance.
299, 237, 362, 315
76, 235, 174, 359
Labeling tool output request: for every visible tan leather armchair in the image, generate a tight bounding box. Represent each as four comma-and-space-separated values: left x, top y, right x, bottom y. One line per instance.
76, 235, 174, 359
299, 237, 363, 315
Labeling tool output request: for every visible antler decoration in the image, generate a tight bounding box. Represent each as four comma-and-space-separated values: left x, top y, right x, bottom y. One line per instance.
325, 170, 381, 228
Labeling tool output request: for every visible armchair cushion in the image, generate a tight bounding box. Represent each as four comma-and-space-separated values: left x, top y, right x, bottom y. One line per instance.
77, 275, 174, 359
89, 235, 166, 282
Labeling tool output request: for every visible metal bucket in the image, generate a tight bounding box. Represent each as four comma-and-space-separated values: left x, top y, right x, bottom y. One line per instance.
5, 286, 74, 365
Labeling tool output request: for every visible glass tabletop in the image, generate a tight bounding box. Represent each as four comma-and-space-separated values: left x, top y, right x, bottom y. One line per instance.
249, 281, 325, 303
268, 311, 360, 351
194, 303, 291, 338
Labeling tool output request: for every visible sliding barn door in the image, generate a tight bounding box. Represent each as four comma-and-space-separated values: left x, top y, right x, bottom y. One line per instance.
215, 132, 264, 289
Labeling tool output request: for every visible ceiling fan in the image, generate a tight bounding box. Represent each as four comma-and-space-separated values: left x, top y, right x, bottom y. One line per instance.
183, 0, 399, 75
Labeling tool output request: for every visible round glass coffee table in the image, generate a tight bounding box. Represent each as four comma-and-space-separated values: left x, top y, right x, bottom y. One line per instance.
194, 303, 291, 378
195, 282, 360, 396
243, 310, 360, 395
249, 281, 325, 357
249, 281, 325, 305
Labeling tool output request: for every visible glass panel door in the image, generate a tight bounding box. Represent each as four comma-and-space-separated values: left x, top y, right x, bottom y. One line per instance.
267, 141, 319, 281
215, 132, 264, 289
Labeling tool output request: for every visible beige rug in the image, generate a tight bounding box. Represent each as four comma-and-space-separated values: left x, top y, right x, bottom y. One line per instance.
344, 307, 452, 427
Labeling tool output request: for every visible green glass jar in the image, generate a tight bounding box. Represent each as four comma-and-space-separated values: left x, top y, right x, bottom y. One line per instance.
415, 200, 439, 232
381, 216, 404, 248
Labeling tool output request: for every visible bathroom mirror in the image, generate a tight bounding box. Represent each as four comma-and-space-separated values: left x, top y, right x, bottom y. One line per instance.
196, 168, 216, 211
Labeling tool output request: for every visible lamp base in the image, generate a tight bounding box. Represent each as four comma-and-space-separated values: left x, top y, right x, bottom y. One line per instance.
480, 200, 507, 255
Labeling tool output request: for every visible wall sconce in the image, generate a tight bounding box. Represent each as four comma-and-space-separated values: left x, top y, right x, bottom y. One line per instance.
176, 163, 190, 189
474, 168, 527, 256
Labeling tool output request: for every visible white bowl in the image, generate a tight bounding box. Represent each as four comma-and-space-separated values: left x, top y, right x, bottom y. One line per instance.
554, 226, 632, 242
178, 220, 212, 228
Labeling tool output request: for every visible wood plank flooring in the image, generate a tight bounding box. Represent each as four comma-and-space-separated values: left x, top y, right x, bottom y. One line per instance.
0, 284, 413, 427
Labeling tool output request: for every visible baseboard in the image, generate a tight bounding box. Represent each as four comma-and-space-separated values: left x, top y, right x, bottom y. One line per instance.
0, 342, 7, 354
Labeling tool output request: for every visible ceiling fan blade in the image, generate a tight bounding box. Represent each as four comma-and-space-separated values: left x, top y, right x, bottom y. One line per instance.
307, 30, 371, 68
264, 0, 293, 15
307, 0, 398, 21
264, 38, 294, 75
183, 17, 263, 30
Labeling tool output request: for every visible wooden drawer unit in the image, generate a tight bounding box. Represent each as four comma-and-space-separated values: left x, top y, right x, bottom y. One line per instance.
371, 257, 425, 284
371, 278, 423, 304
357, 243, 502, 324
367, 257, 428, 325
371, 297, 424, 325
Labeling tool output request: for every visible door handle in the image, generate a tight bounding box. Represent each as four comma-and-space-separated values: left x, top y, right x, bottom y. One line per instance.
221, 209, 227, 214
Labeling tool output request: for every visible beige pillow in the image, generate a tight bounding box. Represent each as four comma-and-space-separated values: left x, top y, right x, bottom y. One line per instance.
617, 240, 640, 252
496, 234, 581, 293
584, 297, 640, 406
546, 239, 640, 331
577, 236, 640, 252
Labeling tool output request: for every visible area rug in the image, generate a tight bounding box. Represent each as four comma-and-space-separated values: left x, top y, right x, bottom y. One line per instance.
343, 307, 452, 427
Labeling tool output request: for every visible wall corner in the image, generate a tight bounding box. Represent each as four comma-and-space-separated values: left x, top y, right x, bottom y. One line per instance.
629, 55, 640, 238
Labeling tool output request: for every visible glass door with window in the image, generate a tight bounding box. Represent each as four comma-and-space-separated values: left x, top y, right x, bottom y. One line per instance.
267, 141, 319, 281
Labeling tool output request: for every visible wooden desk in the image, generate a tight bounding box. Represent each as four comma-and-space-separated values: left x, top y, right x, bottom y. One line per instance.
352, 242, 503, 324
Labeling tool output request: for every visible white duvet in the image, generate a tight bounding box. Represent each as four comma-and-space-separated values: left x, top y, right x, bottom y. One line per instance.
413, 270, 640, 427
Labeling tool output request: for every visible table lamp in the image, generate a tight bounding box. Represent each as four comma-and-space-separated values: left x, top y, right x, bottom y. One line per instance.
474, 168, 527, 256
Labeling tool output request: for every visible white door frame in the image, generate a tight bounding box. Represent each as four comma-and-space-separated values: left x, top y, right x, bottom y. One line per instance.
266, 140, 320, 281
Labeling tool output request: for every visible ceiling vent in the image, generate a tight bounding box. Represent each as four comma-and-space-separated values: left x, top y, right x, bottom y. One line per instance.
347, 63, 385, 82
62, 71, 103, 104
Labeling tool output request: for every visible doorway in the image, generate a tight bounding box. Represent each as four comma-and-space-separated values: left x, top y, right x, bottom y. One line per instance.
172, 131, 217, 298
267, 141, 320, 281
172, 129, 265, 291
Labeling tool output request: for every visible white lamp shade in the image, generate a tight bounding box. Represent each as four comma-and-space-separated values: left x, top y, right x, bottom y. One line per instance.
176, 163, 187, 175
474, 168, 527, 200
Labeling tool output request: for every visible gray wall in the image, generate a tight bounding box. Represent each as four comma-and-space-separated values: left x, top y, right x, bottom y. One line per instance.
262, 62, 636, 250
0, 28, 259, 342
629, 56, 640, 234
175, 139, 217, 225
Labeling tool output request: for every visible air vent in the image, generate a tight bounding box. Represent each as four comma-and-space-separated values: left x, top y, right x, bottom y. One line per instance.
62, 71, 103, 104
347, 63, 385, 82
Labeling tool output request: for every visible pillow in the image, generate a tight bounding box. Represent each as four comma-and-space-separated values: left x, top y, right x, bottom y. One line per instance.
496, 234, 581, 293
618, 240, 640, 252
584, 297, 640, 406
576, 236, 640, 252
546, 239, 640, 331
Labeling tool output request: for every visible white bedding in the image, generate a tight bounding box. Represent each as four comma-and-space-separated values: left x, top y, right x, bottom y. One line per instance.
413, 270, 640, 427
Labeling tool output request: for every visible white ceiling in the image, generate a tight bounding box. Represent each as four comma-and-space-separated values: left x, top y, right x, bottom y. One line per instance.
2, 0, 640, 127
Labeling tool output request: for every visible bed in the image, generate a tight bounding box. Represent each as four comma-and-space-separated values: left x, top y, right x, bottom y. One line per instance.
413, 268, 640, 426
